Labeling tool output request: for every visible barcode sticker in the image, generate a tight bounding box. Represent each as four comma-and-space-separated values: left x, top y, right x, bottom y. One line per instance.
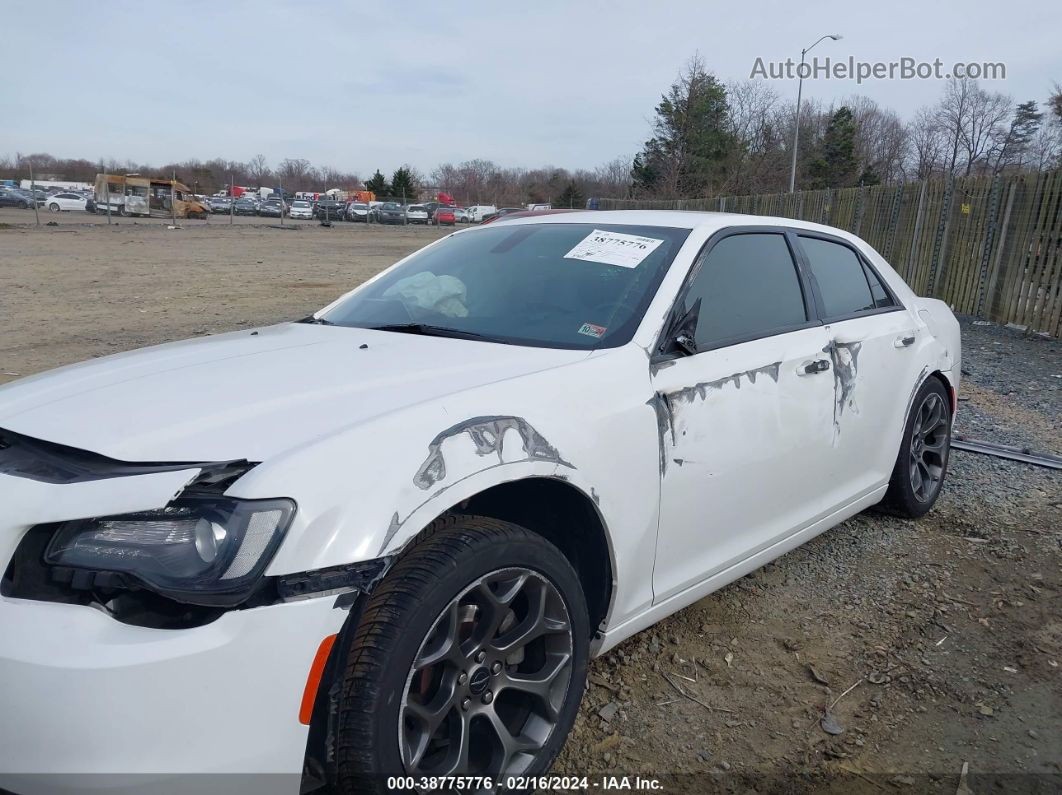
564, 229, 664, 268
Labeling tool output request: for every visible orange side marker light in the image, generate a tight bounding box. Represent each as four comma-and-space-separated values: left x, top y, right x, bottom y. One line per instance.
300, 634, 338, 725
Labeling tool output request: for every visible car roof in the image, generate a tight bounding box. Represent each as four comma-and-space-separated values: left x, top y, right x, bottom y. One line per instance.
491, 209, 867, 244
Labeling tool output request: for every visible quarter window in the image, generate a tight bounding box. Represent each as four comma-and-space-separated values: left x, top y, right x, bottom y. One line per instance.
685, 233, 808, 348
799, 236, 876, 317
862, 262, 894, 308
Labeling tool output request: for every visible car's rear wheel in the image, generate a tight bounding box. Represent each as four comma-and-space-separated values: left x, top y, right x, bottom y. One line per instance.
332, 515, 589, 793
882, 377, 952, 517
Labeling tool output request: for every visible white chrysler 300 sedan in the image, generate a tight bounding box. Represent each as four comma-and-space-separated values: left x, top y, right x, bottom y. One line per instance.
0, 211, 959, 794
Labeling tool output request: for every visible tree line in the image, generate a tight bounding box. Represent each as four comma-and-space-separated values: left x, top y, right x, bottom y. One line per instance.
632, 56, 1062, 199
3, 58, 1060, 205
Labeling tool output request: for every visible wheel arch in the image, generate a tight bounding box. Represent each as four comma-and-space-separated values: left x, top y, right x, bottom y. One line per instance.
930, 369, 958, 415
301, 476, 615, 785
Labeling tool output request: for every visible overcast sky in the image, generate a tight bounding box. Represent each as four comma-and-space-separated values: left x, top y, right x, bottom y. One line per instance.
4, 0, 1059, 176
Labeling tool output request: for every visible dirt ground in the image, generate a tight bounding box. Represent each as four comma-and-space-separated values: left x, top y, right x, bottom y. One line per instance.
1, 209, 1059, 794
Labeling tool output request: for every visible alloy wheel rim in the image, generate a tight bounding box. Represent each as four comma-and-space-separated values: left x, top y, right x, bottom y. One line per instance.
909, 392, 949, 502
399, 567, 574, 779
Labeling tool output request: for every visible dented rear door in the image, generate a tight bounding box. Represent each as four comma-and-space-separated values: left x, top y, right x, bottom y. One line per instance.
793, 233, 924, 501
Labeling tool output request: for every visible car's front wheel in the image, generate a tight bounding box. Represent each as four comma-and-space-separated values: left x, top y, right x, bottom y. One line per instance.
48, 203, 61, 212
883, 376, 952, 517
333, 515, 588, 792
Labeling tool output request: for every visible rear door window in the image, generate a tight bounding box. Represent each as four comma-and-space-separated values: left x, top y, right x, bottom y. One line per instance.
799, 236, 876, 318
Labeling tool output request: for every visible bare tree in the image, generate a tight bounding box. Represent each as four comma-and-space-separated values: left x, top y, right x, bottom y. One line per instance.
1030, 114, 1062, 171
961, 85, 1013, 175
845, 95, 909, 183
907, 106, 946, 180
276, 158, 317, 190
246, 154, 270, 185
723, 80, 787, 194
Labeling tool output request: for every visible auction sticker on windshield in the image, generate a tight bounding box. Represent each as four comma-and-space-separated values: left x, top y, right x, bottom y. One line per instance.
565, 229, 664, 268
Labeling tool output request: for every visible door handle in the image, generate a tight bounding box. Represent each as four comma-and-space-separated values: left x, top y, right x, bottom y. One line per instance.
797, 358, 831, 376
894, 333, 917, 348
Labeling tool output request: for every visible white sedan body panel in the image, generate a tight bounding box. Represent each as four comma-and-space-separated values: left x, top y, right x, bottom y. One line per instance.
48, 193, 88, 211
0, 210, 960, 780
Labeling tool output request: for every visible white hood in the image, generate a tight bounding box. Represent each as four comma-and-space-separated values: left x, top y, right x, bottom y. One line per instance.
0, 323, 587, 462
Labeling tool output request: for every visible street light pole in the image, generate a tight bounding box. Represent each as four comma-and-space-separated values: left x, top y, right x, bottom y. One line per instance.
788, 33, 842, 193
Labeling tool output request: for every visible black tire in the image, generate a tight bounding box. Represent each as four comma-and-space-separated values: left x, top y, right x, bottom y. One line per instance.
333, 515, 589, 793
882, 376, 952, 517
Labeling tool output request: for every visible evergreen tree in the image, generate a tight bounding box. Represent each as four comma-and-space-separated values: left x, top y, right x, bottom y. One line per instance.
857, 165, 881, 186
365, 169, 389, 197
809, 107, 859, 189
391, 167, 418, 202
555, 181, 584, 209
1049, 84, 1062, 124
630, 56, 734, 196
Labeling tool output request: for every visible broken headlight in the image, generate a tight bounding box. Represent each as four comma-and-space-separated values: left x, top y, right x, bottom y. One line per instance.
44, 497, 295, 606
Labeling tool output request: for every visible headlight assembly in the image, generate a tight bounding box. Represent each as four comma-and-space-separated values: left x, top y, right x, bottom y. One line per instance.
44, 497, 295, 606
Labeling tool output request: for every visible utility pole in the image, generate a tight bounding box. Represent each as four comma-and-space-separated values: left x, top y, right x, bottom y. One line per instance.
279, 177, 284, 226
788, 33, 842, 193
171, 170, 177, 226
106, 178, 112, 225
28, 161, 40, 227
230, 173, 234, 225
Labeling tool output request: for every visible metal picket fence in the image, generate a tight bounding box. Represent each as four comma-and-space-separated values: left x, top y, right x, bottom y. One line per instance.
598, 170, 1062, 337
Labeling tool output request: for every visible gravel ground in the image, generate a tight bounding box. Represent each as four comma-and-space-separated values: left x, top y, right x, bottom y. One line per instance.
0, 217, 1059, 793
952, 316, 1062, 453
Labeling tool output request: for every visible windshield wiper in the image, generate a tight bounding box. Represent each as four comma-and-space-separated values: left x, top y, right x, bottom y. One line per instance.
298, 315, 335, 325
366, 323, 499, 342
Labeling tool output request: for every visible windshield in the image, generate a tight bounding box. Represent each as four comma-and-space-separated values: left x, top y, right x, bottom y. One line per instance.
293, 201, 309, 207
319, 222, 691, 349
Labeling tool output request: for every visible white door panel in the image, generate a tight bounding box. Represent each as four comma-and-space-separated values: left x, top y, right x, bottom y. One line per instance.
650, 325, 834, 602
823, 310, 924, 494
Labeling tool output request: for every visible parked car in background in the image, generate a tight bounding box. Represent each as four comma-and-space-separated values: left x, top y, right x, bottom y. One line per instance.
452, 207, 471, 223
0, 211, 960, 785
432, 206, 456, 226
258, 198, 287, 218
233, 197, 259, 216
45, 192, 89, 213
313, 199, 346, 221
0, 188, 31, 209
374, 201, 407, 224
405, 204, 429, 224
419, 200, 443, 222
466, 204, 497, 222
480, 207, 524, 224
208, 197, 232, 214
346, 202, 370, 222
289, 200, 313, 220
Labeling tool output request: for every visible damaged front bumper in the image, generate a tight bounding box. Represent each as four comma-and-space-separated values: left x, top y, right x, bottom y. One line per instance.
0, 593, 345, 794
0, 450, 350, 794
